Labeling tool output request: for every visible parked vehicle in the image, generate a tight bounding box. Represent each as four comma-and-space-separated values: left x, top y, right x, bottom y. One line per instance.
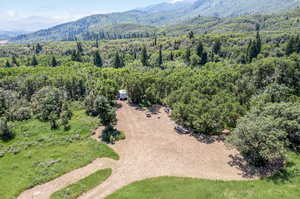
118, 90, 128, 100
175, 125, 189, 134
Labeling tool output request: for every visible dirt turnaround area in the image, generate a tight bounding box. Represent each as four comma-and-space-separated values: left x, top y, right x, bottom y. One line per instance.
18, 101, 246, 199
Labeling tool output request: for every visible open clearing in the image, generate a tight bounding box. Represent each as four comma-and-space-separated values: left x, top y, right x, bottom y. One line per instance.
18, 101, 245, 199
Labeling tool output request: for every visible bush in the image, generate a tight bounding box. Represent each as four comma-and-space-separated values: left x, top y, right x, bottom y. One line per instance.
0, 118, 13, 141
101, 126, 125, 144
13, 107, 32, 121
31, 87, 63, 121
228, 102, 300, 167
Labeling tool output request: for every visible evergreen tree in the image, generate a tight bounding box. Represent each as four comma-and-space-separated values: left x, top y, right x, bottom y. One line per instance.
95, 39, 99, 48
184, 47, 191, 64
35, 43, 43, 54
156, 45, 163, 67
71, 50, 82, 62
200, 51, 208, 65
196, 41, 204, 58
31, 55, 38, 66
286, 36, 300, 55
295, 35, 300, 53
76, 41, 84, 54
141, 46, 148, 66
246, 33, 262, 63
188, 31, 194, 40
212, 39, 221, 55
4, 60, 11, 68
256, 31, 262, 54
11, 56, 19, 67
247, 40, 257, 62
168, 51, 174, 61
93, 51, 103, 67
50, 56, 58, 67
154, 37, 157, 46
113, 52, 124, 68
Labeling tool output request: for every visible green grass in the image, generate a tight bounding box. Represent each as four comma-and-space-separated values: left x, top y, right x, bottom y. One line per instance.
106, 153, 300, 199
51, 169, 112, 199
0, 105, 118, 199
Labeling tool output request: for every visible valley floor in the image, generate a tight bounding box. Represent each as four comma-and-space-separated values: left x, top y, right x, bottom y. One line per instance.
18, 101, 246, 199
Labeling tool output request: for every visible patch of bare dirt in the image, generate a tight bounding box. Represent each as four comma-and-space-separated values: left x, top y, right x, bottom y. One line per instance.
78, 101, 246, 199
18, 101, 247, 199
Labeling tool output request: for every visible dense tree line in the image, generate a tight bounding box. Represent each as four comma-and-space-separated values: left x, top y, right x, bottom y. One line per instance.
0, 31, 299, 168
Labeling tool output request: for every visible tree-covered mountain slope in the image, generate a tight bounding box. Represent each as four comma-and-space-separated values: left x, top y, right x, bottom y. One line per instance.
11, 0, 300, 43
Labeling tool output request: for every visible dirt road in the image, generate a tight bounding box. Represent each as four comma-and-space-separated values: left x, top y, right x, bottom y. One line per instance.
18, 101, 244, 199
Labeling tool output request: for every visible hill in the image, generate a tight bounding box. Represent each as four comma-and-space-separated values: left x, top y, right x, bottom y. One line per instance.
11, 0, 300, 43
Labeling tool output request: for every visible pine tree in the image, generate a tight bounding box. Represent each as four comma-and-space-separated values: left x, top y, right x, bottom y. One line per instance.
31, 55, 38, 66
50, 56, 58, 67
188, 31, 194, 40
141, 46, 148, 66
196, 41, 204, 58
247, 40, 259, 63
76, 41, 83, 54
200, 51, 208, 65
157, 45, 163, 67
168, 51, 174, 61
4, 60, 11, 68
71, 50, 82, 62
93, 51, 103, 67
95, 39, 99, 48
256, 31, 262, 54
113, 52, 124, 68
11, 56, 19, 67
286, 37, 295, 56
295, 35, 300, 53
184, 47, 191, 64
212, 40, 221, 55
35, 43, 43, 54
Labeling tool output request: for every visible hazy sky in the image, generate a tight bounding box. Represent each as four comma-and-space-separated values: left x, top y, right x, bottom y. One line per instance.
0, 0, 185, 31
0, 0, 170, 21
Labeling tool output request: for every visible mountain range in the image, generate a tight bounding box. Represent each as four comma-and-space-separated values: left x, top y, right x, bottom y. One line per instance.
10, 0, 300, 43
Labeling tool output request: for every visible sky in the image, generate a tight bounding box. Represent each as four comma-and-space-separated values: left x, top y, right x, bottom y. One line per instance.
0, 0, 178, 31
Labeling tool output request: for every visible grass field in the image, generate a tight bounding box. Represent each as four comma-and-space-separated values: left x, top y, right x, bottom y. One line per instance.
51, 169, 112, 199
0, 104, 118, 199
106, 153, 300, 199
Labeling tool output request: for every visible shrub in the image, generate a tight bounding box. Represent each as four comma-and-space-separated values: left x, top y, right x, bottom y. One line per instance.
0, 118, 13, 141
13, 107, 32, 121
228, 102, 300, 167
31, 87, 63, 121
101, 126, 125, 144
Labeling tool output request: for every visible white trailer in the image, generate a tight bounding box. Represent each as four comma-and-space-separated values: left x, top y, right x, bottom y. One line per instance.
118, 90, 128, 100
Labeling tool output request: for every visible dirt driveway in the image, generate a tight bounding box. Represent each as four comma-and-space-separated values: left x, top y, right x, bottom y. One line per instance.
18, 101, 245, 199
79, 101, 244, 199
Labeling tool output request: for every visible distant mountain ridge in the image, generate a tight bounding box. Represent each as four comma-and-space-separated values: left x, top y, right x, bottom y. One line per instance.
11, 0, 300, 43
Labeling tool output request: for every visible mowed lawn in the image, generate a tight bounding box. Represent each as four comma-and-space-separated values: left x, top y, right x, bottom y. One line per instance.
51, 169, 112, 199
106, 153, 300, 199
0, 106, 118, 199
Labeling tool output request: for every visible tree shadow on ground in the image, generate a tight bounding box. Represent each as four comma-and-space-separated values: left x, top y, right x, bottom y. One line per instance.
147, 105, 161, 115
227, 154, 297, 181
266, 161, 300, 184
116, 103, 123, 109
191, 133, 225, 144
0, 132, 15, 142
127, 102, 146, 112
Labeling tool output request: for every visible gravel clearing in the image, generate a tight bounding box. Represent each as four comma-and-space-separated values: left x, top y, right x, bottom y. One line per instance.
18, 101, 245, 199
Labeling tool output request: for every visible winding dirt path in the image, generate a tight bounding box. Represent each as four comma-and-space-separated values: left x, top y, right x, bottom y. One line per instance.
18, 101, 245, 199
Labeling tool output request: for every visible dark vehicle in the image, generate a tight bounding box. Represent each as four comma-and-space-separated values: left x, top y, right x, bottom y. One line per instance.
175, 125, 189, 134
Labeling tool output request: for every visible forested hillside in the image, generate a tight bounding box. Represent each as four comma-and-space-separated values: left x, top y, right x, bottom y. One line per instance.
11, 0, 300, 43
